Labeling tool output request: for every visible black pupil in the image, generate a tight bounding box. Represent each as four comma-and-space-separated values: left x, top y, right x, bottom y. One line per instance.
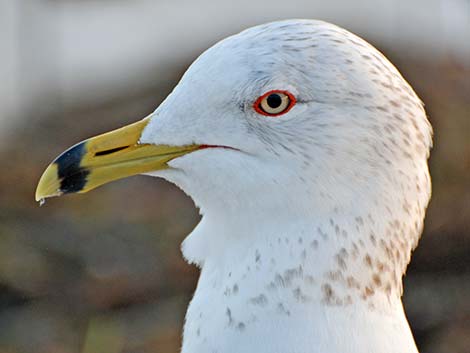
266, 94, 283, 108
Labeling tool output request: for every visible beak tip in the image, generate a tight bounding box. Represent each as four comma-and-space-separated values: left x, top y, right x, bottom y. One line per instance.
34, 189, 61, 203
35, 163, 63, 203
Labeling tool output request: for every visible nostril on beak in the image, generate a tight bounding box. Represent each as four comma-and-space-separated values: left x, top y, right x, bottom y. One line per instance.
94, 146, 129, 157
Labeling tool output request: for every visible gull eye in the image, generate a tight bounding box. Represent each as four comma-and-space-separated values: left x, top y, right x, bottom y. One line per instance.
254, 90, 296, 117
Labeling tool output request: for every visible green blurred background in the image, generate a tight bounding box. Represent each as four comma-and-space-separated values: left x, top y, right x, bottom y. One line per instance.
0, 1, 469, 352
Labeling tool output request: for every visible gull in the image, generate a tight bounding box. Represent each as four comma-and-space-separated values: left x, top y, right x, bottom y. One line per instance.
36, 19, 432, 353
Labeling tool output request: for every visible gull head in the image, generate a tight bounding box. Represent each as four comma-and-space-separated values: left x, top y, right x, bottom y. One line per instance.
139, 20, 432, 223
36, 19, 432, 304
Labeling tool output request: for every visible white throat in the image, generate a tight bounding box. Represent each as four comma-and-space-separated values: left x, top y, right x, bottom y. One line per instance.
150, 144, 429, 353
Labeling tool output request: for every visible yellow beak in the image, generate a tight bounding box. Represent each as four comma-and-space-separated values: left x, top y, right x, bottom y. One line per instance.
35, 116, 200, 202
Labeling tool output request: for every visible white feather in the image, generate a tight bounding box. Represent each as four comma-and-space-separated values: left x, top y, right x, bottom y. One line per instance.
141, 19, 432, 353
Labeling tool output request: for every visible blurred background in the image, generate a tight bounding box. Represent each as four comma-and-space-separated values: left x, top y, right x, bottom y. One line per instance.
0, 0, 469, 352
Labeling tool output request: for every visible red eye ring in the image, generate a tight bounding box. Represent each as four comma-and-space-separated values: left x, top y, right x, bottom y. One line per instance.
253, 90, 297, 117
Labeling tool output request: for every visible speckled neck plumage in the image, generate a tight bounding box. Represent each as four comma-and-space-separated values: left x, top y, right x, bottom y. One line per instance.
180, 205, 422, 353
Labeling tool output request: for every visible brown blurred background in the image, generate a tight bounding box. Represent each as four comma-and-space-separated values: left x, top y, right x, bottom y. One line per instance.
0, 1, 469, 352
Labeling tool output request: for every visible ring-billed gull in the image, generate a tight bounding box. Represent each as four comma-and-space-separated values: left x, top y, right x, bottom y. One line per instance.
36, 19, 432, 353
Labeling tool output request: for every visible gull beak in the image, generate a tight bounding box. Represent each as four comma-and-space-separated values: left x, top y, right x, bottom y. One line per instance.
35, 115, 200, 202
